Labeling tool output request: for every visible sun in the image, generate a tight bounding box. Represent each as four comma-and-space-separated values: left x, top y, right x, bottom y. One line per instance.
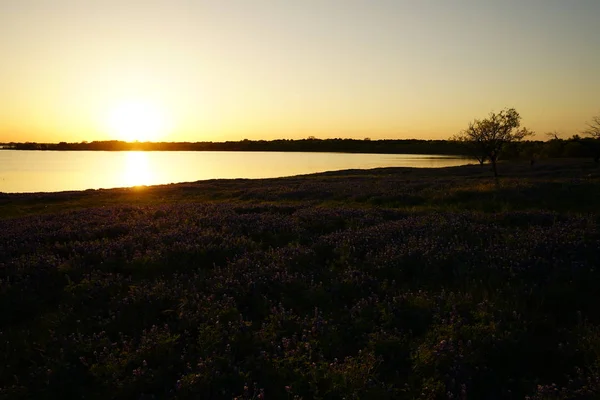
107, 100, 170, 142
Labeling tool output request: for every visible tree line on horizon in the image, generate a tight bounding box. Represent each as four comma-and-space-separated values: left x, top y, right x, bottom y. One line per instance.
0, 138, 478, 155
2, 135, 598, 161
2, 111, 599, 169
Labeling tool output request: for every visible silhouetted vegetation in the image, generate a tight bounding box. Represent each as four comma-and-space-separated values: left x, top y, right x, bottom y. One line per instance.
452, 108, 533, 176
1, 160, 600, 399
583, 113, 600, 139
4, 137, 600, 164
581, 113, 600, 162
0, 138, 467, 155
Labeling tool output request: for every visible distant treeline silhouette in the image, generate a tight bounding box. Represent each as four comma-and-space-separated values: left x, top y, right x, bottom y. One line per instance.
1, 137, 599, 161
1, 139, 466, 154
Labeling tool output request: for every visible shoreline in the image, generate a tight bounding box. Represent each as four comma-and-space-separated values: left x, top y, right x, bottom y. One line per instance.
1, 158, 597, 219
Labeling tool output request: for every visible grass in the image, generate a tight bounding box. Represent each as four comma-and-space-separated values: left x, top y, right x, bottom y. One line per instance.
1, 158, 600, 399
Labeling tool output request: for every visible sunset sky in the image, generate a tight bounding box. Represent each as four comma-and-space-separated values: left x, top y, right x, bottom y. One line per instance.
1, 0, 599, 143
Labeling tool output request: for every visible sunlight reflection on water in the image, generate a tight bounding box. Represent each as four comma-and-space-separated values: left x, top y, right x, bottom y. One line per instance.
122, 151, 153, 187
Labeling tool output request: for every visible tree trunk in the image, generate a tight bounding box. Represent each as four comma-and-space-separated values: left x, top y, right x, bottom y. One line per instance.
491, 157, 498, 177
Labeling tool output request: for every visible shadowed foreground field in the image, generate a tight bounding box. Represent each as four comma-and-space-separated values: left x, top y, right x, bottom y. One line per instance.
1, 159, 600, 399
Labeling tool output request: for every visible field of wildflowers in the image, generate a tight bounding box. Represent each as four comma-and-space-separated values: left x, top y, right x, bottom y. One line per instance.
1, 160, 600, 399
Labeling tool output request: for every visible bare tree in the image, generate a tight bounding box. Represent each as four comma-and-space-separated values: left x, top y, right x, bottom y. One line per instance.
582, 114, 600, 139
454, 108, 533, 177
546, 131, 561, 141
580, 114, 600, 162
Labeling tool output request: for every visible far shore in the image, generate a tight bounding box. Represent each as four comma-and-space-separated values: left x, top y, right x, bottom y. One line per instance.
0, 138, 488, 156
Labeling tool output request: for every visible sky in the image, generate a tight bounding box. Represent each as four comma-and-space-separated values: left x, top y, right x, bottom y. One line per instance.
1, 0, 599, 143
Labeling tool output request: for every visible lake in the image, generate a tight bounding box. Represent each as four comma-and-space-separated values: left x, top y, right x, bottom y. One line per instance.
0, 150, 471, 193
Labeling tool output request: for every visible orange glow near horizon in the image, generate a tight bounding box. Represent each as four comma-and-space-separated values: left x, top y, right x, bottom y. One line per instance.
106, 100, 172, 142
1, 2, 599, 143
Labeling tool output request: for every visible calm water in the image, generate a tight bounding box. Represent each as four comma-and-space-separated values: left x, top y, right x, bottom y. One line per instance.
0, 151, 471, 193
